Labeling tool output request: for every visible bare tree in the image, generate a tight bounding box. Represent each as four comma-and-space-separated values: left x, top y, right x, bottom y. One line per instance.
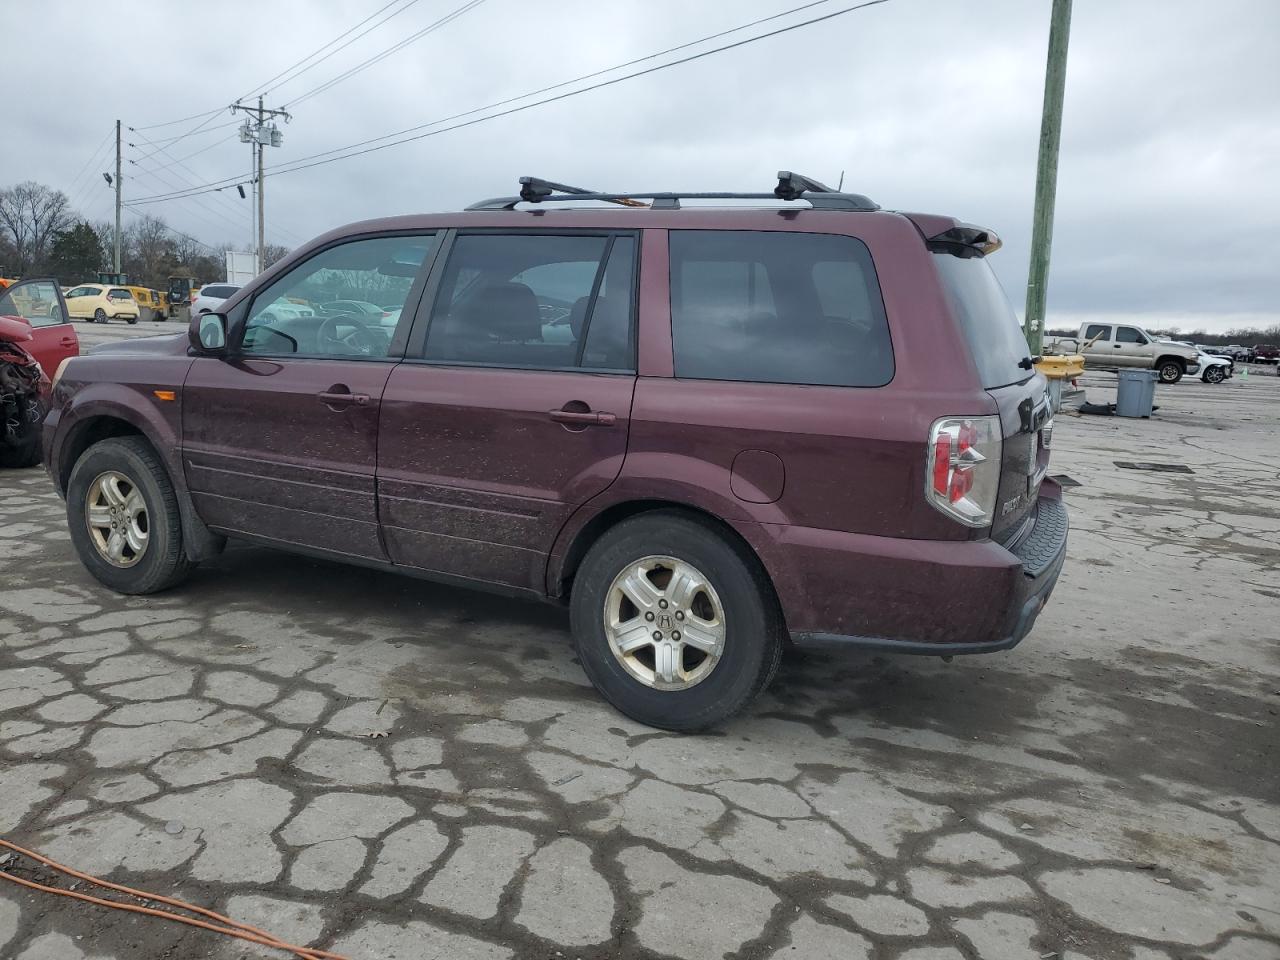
263, 243, 291, 269
128, 215, 175, 287
0, 181, 74, 275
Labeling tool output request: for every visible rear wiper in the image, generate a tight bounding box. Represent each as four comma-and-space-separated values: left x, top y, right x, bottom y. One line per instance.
1017, 355, 1042, 370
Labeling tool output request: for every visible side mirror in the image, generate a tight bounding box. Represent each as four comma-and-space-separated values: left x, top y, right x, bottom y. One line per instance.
190, 312, 228, 354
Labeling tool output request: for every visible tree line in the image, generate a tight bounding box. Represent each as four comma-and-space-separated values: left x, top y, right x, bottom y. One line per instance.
0, 180, 289, 289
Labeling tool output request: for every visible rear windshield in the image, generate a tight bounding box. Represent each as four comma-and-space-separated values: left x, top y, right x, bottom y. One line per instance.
201, 285, 239, 299
932, 249, 1031, 389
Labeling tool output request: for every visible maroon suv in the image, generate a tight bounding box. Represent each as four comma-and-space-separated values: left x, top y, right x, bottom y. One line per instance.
42, 173, 1067, 730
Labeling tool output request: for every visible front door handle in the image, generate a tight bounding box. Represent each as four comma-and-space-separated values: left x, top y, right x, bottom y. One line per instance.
549, 408, 616, 426
318, 390, 370, 407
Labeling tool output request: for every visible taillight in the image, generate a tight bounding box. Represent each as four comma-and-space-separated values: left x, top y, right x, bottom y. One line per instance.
925, 416, 1002, 527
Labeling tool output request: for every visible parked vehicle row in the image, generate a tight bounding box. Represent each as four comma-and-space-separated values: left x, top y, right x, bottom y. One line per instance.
41, 172, 1068, 730
1045, 323, 1201, 383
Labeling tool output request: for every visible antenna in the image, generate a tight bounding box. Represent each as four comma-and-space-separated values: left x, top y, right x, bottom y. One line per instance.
837, 170, 845, 191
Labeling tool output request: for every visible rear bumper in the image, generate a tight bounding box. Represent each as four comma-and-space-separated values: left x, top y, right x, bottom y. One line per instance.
746, 481, 1068, 655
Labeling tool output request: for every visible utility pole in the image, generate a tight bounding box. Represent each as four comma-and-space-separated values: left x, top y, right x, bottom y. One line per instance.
113, 119, 122, 274
1023, 0, 1072, 355
257, 97, 266, 276
232, 99, 290, 274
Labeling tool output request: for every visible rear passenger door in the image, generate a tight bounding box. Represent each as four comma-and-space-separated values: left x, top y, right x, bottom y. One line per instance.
377, 230, 638, 594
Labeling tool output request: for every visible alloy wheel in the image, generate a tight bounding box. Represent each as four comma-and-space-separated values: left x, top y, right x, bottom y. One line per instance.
603, 556, 725, 690
85, 470, 149, 567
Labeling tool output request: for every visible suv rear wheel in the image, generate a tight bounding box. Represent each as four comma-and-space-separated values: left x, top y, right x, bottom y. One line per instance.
67, 437, 193, 594
1157, 358, 1185, 384
570, 512, 782, 731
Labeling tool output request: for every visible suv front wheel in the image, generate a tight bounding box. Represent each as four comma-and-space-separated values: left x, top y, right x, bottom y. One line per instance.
67, 437, 193, 594
570, 512, 783, 731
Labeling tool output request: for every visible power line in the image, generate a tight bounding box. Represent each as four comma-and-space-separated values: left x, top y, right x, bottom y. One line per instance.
127, 0, 894, 205
137, 132, 241, 176
127, 132, 308, 246
256, 0, 425, 99
132, 0, 417, 131
133, 107, 225, 132
65, 125, 117, 204
283, 0, 486, 109
285, 0, 851, 166
131, 114, 238, 165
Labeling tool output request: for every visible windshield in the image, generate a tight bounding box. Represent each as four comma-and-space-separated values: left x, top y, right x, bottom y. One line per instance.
932, 248, 1031, 389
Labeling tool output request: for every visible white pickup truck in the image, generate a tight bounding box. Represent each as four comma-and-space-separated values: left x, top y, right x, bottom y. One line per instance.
1045, 322, 1201, 384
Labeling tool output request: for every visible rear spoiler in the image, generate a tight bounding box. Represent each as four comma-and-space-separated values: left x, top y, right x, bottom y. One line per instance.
928, 223, 1002, 255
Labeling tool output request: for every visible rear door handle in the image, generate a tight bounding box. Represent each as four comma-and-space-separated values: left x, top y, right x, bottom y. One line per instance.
549, 409, 616, 426
318, 390, 370, 407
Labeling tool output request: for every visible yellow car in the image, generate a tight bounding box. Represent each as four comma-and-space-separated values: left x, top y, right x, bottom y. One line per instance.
64, 284, 141, 324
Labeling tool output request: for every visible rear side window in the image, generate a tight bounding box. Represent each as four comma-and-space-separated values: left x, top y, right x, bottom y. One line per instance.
669, 231, 893, 387
931, 249, 1031, 389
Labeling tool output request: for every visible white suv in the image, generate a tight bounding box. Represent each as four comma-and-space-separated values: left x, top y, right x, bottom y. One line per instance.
190, 284, 242, 317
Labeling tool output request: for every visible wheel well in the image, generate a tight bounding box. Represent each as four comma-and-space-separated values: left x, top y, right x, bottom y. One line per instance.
554, 499, 776, 605
58, 416, 145, 492
1156, 355, 1186, 371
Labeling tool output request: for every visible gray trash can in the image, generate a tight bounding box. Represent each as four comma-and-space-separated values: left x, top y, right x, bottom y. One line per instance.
1116, 369, 1158, 418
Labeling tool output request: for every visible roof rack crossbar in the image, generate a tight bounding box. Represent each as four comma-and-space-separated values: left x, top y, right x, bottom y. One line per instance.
518, 176, 647, 208
467, 186, 878, 212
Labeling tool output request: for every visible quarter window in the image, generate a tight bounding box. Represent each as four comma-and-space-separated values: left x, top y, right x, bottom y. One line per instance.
670, 230, 893, 387
242, 234, 436, 358
423, 233, 636, 371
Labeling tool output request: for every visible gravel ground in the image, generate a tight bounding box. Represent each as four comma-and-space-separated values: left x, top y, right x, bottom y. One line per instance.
1, 352, 1278, 960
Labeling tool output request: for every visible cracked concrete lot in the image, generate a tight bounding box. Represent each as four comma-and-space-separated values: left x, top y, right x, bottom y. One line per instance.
2, 368, 1278, 960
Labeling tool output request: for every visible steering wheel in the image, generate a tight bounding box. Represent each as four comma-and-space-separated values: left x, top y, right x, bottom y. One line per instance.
317, 313, 382, 356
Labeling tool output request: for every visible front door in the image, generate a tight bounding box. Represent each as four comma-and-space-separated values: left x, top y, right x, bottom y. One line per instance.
377, 231, 638, 593
182, 233, 438, 561
0, 279, 75, 373
1112, 325, 1149, 366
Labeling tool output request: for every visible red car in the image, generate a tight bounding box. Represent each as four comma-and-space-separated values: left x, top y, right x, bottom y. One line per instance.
43, 173, 1066, 730
0, 277, 78, 377
0, 278, 77, 467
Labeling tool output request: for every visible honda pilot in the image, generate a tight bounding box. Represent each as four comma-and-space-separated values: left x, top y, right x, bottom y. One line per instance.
42, 172, 1068, 730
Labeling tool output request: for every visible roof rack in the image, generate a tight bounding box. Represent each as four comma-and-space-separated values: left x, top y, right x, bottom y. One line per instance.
465, 171, 879, 212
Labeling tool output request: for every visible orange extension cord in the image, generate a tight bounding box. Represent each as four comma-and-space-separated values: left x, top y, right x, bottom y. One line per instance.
0, 839, 351, 960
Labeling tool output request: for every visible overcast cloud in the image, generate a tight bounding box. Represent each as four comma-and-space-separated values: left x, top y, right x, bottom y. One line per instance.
4, 0, 1277, 333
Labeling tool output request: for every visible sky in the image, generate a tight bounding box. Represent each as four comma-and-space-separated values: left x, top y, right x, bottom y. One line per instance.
4, 0, 1278, 334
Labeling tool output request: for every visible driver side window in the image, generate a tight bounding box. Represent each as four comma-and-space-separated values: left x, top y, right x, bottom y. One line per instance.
242, 234, 436, 359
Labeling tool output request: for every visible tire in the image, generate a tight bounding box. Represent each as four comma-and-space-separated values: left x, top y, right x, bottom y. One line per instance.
93, 308, 107, 324
126, 314, 138, 325
1157, 360, 1184, 384
66, 436, 193, 594
0, 399, 43, 469
569, 511, 783, 732
1203, 365, 1226, 384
